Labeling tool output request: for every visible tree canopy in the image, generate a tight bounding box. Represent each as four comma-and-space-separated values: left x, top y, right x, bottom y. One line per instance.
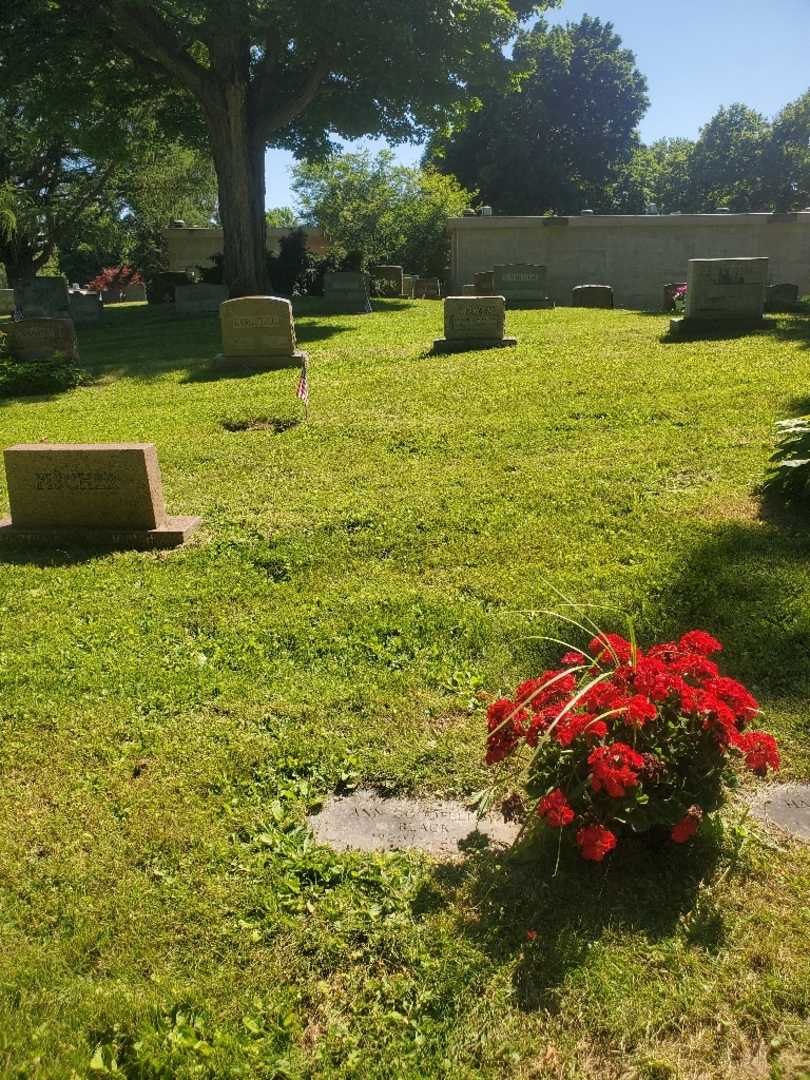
293, 150, 473, 276
6, 0, 557, 295
427, 16, 649, 215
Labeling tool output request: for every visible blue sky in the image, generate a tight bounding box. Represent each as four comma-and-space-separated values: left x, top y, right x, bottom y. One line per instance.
265, 0, 810, 210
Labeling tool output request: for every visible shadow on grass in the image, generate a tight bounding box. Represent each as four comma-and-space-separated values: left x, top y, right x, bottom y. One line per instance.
76, 303, 350, 384
0, 545, 118, 567
417, 829, 721, 1012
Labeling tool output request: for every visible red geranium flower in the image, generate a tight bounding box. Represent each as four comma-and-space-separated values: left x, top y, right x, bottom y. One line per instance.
538, 788, 576, 828
737, 731, 780, 775
705, 676, 759, 723
588, 742, 645, 797
671, 805, 703, 843
576, 823, 617, 861
679, 630, 723, 656
588, 633, 633, 665
554, 712, 608, 747
625, 694, 657, 727
485, 699, 527, 764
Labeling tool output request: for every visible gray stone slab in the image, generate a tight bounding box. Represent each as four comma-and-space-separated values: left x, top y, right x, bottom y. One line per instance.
174, 283, 229, 315
14, 278, 70, 319
308, 789, 519, 856
684, 257, 768, 320
7, 318, 79, 362
750, 783, 810, 842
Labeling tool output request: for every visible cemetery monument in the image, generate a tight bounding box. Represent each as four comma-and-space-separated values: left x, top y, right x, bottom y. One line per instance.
215, 296, 306, 371
174, 283, 230, 315
0, 443, 200, 550
13, 277, 71, 319
6, 318, 79, 362
572, 284, 614, 309
432, 295, 517, 353
322, 272, 372, 314
670, 257, 769, 335
371, 266, 404, 298
493, 263, 553, 308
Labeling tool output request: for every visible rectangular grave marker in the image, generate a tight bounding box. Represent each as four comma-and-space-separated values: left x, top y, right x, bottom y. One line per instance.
6, 318, 79, 362
322, 272, 372, 314
174, 283, 230, 315
215, 295, 305, 370
572, 284, 614, 308
433, 295, 516, 353
493, 263, 552, 307
413, 277, 441, 299
0, 443, 200, 549
69, 292, 102, 324
371, 265, 404, 297
670, 257, 769, 334
14, 278, 71, 319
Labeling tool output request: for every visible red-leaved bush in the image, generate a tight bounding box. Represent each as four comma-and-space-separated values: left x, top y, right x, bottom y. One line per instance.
86, 265, 144, 293
486, 630, 779, 860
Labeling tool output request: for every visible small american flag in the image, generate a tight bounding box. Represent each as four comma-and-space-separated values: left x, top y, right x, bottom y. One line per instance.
296, 356, 309, 407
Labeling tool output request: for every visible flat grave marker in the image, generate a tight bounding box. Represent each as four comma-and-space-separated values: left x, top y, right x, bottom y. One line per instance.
309, 789, 519, 856
0, 443, 200, 550
216, 295, 305, 371
751, 783, 810, 843
6, 318, 79, 362
433, 295, 516, 353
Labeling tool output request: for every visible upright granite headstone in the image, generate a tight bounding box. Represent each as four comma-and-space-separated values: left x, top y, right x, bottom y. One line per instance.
174, 283, 230, 315
663, 281, 687, 312
671, 257, 769, 334
0, 443, 200, 549
215, 295, 305, 371
124, 283, 147, 302
493, 264, 552, 307
101, 289, 123, 305
473, 271, 495, 296
413, 277, 441, 299
371, 266, 404, 298
7, 319, 79, 362
69, 291, 102, 324
14, 278, 70, 319
433, 295, 516, 353
0, 289, 14, 316
765, 283, 800, 311
572, 284, 614, 309
322, 272, 372, 314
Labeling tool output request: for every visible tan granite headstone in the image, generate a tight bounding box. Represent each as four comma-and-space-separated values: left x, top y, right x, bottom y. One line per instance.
0, 443, 200, 549
7, 318, 79, 362
216, 295, 304, 370
433, 295, 516, 353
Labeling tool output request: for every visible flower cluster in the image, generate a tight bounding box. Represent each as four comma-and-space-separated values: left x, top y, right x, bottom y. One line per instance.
485, 630, 779, 860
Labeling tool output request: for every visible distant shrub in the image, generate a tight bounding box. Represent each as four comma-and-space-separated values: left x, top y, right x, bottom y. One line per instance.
0, 352, 87, 397
87, 264, 144, 294
267, 228, 318, 296
762, 416, 810, 506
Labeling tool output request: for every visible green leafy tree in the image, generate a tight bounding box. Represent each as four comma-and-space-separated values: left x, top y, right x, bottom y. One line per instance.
687, 103, 771, 211
266, 207, 299, 229
293, 149, 473, 276
766, 89, 810, 209
428, 15, 649, 215
9, 0, 555, 296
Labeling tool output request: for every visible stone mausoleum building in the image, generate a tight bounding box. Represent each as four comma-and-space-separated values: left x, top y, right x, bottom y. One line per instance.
447, 211, 810, 309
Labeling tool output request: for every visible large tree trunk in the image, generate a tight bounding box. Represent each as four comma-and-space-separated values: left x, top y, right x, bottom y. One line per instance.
205, 81, 268, 298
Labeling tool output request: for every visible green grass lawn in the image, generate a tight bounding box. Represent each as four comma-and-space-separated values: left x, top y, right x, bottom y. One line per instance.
0, 300, 808, 1079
